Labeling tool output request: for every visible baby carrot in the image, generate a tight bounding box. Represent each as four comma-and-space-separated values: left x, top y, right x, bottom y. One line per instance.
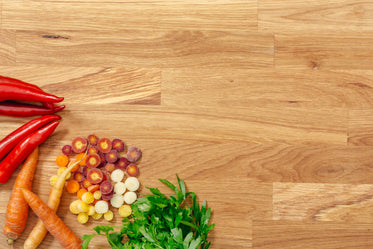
21, 188, 82, 249
3, 147, 39, 244
24, 159, 82, 249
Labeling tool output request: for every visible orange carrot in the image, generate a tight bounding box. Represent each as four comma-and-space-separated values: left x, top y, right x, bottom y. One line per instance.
56, 154, 69, 167
24, 159, 82, 249
21, 188, 82, 249
3, 147, 39, 244
66, 179, 80, 193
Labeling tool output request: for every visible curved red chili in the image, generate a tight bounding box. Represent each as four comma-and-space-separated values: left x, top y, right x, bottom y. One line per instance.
0, 115, 61, 160
0, 76, 55, 109
0, 83, 64, 103
0, 102, 65, 117
0, 120, 60, 184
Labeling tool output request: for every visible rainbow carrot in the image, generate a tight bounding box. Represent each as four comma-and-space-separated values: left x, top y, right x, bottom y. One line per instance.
21, 188, 82, 249
3, 147, 39, 244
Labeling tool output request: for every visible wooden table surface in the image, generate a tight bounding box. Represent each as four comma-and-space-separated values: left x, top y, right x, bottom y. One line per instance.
1, 1, 373, 248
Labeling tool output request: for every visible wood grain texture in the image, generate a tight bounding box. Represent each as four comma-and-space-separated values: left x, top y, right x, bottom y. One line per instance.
15, 30, 273, 68
348, 109, 373, 146
0, 30, 16, 66
55, 105, 348, 146
253, 220, 373, 249
258, 0, 373, 33
275, 33, 373, 70
3, 1, 256, 31
273, 182, 373, 222
1, 0, 373, 248
163, 69, 373, 108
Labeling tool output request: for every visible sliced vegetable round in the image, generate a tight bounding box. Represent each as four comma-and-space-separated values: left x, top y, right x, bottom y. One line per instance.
69, 200, 81, 214
118, 205, 132, 217
95, 200, 109, 214
112, 138, 125, 152
62, 144, 73, 155
87, 168, 104, 184
97, 138, 112, 153
126, 164, 139, 177
100, 180, 113, 195
125, 177, 140, 192
77, 212, 89, 224
72, 137, 88, 153
114, 182, 127, 195
126, 146, 142, 162
111, 169, 124, 182
105, 150, 118, 163
124, 191, 137, 204
110, 194, 124, 208
87, 134, 99, 145
104, 210, 114, 221
86, 153, 101, 168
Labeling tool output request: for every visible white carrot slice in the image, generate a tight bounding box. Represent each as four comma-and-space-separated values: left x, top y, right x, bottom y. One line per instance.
125, 177, 140, 192
123, 191, 137, 204
114, 182, 126, 195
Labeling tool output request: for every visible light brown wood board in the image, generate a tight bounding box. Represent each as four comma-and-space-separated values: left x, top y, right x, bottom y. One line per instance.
1, 0, 373, 248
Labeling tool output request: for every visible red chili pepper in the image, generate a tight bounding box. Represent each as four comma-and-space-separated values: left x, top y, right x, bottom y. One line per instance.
0, 75, 42, 90
0, 102, 65, 117
0, 83, 64, 103
0, 120, 60, 183
0, 115, 61, 160
0, 76, 55, 109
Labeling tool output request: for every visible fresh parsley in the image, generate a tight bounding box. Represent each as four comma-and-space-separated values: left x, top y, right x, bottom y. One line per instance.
82, 175, 215, 249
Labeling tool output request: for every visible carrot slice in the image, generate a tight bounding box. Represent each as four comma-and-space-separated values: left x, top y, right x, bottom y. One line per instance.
56, 154, 69, 167
66, 180, 80, 194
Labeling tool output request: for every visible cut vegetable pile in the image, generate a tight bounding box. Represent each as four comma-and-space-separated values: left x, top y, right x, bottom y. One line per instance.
51, 135, 142, 224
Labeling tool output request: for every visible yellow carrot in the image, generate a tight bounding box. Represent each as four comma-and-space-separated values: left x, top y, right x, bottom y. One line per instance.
24, 159, 81, 249
3, 147, 39, 244
21, 188, 82, 249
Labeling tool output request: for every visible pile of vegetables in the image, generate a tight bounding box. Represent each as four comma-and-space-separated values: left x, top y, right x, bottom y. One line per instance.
82, 176, 215, 249
51, 135, 142, 224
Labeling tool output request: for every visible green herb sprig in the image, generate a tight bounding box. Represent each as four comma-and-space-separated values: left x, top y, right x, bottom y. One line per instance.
82, 175, 215, 249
